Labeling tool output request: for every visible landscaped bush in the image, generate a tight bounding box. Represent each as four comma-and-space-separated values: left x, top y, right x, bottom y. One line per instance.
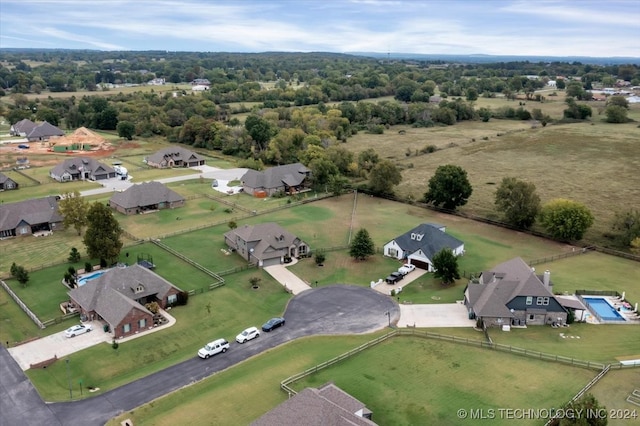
176, 290, 189, 306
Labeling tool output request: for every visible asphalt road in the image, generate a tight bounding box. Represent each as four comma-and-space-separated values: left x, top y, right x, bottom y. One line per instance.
0, 285, 398, 426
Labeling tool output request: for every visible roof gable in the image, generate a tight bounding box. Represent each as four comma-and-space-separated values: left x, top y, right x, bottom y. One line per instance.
390, 223, 464, 258
110, 181, 185, 209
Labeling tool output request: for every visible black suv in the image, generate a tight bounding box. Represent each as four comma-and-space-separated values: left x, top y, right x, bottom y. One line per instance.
385, 272, 403, 284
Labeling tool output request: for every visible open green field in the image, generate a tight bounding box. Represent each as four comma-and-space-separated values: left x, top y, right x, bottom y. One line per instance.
292, 337, 598, 426
588, 368, 640, 426
0, 179, 99, 204
344, 102, 640, 245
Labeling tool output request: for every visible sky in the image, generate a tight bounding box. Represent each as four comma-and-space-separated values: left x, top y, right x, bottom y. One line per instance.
0, 0, 639, 58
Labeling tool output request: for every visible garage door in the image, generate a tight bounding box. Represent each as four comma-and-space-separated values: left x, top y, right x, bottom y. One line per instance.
410, 259, 430, 270
261, 257, 282, 267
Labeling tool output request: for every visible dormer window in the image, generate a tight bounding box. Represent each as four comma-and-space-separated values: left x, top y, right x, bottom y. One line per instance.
133, 283, 145, 294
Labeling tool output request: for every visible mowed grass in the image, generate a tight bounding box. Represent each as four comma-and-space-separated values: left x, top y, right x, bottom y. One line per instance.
588, 368, 640, 426
344, 102, 640, 244
292, 337, 597, 426
26, 267, 290, 401
106, 334, 382, 426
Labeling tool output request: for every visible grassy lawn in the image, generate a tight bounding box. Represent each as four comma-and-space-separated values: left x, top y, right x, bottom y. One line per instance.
26, 267, 289, 402
488, 323, 640, 364
291, 337, 597, 426
106, 334, 382, 426
0, 179, 100, 204
588, 368, 640, 426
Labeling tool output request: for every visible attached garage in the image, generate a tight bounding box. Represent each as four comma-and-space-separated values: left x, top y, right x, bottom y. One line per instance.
408, 259, 430, 270
261, 257, 283, 267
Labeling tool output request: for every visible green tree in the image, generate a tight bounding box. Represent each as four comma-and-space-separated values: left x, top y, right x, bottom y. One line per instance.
244, 115, 275, 151
117, 121, 135, 140
432, 248, 460, 285
549, 393, 607, 426
494, 177, 541, 229
357, 148, 379, 174
349, 228, 375, 261
368, 160, 402, 195
607, 95, 629, 109
315, 250, 326, 266
540, 199, 594, 241
466, 87, 479, 101
83, 202, 123, 266
15, 265, 29, 287
10, 262, 18, 277
328, 174, 350, 196
309, 157, 339, 188
611, 209, 640, 247
424, 165, 473, 210
604, 105, 628, 123
68, 247, 81, 263
58, 191, 89, 236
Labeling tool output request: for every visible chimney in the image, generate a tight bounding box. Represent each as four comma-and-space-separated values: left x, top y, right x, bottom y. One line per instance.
543, 270, 551, 287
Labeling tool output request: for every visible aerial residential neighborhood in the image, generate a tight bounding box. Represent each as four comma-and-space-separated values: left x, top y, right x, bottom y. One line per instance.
0, 1, 639, 424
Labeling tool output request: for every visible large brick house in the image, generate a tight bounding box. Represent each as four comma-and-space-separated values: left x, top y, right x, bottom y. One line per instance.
109, 182, 185, 215
0, 196, 63, 238
224, 222, 309, 267
145, 146, 205, 168
464, 257, 567, 328
68, 265, 182, 339
241, 163, 311, 197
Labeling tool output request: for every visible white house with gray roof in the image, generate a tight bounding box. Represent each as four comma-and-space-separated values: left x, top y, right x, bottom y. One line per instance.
0, 196, 63, 238
241, 162, 311, 197
464, 257, 567, 328
10, 119, 64, 141
383, 223, 464, 271
223, 222, 309, 267
109, 181, 185, 215
68, 264, 182, 339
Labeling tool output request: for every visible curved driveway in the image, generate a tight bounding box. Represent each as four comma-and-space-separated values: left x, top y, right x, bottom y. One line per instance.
0, 285, 398, 426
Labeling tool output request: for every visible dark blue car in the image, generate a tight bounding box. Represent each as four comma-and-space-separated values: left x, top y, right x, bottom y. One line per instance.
261, 317, 285, 332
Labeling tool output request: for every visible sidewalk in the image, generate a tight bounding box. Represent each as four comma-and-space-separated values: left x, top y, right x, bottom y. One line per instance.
263, 258, 311, 295
7, 309, 176, 371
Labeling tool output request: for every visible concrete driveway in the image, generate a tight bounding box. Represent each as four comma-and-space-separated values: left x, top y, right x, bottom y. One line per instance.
371, 268, 428, 296
8, 310, 176, 371
397, 302, 475, 328
263, 258, 311, 295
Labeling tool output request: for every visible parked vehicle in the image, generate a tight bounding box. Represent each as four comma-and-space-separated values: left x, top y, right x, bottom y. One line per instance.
236, 326, 260, 343
18, 144, 30, 149
385, 272, 404, 284
398, 263, 416, 275
261, 317, 285, 332
197, 338, 229, 359
64, 324, 92, 338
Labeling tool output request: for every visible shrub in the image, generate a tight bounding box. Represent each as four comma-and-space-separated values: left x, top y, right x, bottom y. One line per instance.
145, 301, 160, 314
176, 291, 189, 306
315, 250, 326, 266
68, 247, 81, 263
84, 262, 93, 273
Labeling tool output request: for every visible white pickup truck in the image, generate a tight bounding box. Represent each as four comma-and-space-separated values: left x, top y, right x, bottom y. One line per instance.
198, 338, 230, 359
398, 263, 416, 275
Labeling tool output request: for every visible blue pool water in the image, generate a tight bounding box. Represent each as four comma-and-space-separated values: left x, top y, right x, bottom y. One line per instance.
78, 271, 105, 286
583, 297, 625, 321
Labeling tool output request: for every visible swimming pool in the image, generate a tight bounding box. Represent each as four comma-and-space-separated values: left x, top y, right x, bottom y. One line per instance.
77, 271, 105, 286
583, 297, 626, 322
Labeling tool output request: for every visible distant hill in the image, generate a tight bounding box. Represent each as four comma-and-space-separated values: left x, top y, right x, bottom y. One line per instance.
349, 52, 640, 65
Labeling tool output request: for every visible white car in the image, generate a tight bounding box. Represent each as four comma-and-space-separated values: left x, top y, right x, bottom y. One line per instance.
198, 338, 230, 359
398, 263, 416, 275
236, 326, 260, 343
64, 324, 93, 338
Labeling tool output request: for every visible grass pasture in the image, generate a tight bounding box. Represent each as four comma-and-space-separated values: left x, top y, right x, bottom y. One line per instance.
588, 368, 640, 426
292, 337, 597, 426
345, 105, 640, 244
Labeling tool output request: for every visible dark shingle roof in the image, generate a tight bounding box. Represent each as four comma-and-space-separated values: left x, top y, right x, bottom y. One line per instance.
11, 119, 36, 135
0, 173, 14, 185
68, 264, 181, 325
27, 121, 64, 139
241, 163, 310, 191
251, 383, 376, 426
390, 223, 464, 259
109, 181, 184, 209
0, 196, 62, 233
146, 146, 204, 165
467, 258, 558, 318
50, 157, 114, 178
223, 223, 304, 261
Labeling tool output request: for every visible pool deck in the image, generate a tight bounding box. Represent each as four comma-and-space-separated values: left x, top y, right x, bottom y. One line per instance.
582, 295, 640, 324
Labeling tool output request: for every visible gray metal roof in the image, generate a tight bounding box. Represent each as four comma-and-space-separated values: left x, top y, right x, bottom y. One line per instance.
0, 196, 62, 233
389, 223, 464, 259
241, 163, 310, 191
68, 264, 181, 325
109, 181, 184, 209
